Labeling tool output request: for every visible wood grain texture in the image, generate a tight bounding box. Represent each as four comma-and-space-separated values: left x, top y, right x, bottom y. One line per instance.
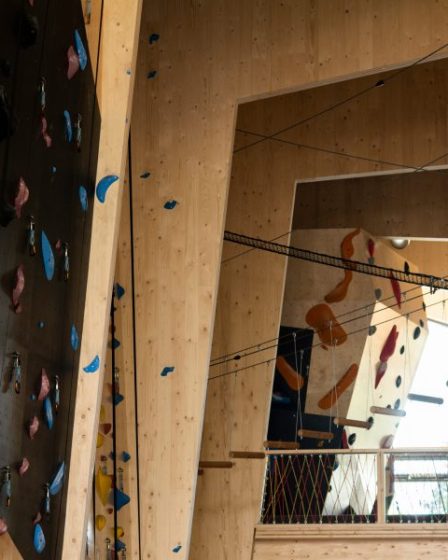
253, 524, 448, 559
0, 534, 22, 560
61, 0, 143, 557
129, 2, 448, 559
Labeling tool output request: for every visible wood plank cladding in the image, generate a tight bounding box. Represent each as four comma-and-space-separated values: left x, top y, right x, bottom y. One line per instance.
129, 2, 448, 559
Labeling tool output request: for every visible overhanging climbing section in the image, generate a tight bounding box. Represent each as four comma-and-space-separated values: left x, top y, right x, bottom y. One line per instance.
0, 0, 101, 557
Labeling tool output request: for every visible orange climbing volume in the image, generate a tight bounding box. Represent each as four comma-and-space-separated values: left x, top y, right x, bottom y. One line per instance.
341, 228, 360, 260
318, 363, 358, 409
275, 356, 304, 391
305, 303, 348, 346
324, 270, 353, 303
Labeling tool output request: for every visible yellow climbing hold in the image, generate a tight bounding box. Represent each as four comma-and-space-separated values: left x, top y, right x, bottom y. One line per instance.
117, 526, 124, 538
95, 467, 112, 506
95, 515, 106, 531
96, 432, 104, 448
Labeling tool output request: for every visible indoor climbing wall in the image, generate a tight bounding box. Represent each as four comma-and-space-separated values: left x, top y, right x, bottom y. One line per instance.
0, 0, 100, 557
281, 227, 428, 514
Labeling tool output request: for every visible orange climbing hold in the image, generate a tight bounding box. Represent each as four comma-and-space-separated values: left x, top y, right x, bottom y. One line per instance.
318, 363, 358, 409
341, 228, 361, 260
324, 270, 353, 303
305, 303, 348, 346
275, 356, 304, 391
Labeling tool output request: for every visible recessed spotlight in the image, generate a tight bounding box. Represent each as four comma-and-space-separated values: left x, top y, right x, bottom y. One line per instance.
390, 238, 410, 250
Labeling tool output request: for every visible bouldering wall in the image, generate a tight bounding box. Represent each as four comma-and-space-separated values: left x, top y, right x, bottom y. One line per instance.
281, 228, 427, 516
0, 0, 100, 557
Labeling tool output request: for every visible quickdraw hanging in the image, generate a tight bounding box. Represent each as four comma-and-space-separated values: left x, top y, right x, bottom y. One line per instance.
12, 352, 21, 393
43, 483, 50, 517
1, 467, 11, 507
61, 242, 69, 281
38, 77, 46, 112
27, 215, 37, 256
74, 113, 82, 151
54, 375, 60, 413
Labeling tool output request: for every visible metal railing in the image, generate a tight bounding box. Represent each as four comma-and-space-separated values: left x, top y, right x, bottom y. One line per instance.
260, 449, 448, 525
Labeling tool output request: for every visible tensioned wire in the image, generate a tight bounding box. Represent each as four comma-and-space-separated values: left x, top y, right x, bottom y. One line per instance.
208, 292, 440, 382
210, 280, 440, 369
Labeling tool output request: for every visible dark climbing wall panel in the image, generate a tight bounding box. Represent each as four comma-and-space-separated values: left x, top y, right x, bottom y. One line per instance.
0, 0, 100, 557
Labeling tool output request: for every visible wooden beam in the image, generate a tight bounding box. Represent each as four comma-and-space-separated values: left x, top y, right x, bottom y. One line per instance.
334, 417, 373, 429
298, 429, 334, 440
60, 0, 143, 556
370, 406, 406, 417
0, 533, 22, 560
229, 451, 266, 459
408, 393, 444, 405
199, 461, 234, 469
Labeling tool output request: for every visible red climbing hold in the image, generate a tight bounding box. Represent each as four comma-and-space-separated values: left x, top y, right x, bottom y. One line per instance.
375, 325, 399, 389
390, 273, 402, 309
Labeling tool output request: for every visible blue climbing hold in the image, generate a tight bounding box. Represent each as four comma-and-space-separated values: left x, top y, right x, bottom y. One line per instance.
272, 393, 291, 405
114, 393, 124, 406
70, 324, 79, 351
112, 338, 121, 350
51, 165, 57, 174
44, 396, 54, 429
83, 355, 100, 373
79, 186, 88, 211
63, 110, 72, 143
147, 70, 157, 79
115, 540, 126, 552
115, 283, 125, 299
74, 30, 88, 71
172, 545, 182, 553
96, 175, 119, 203
160, 366, 175, 377
140, 171, 151, 179
164, 200, 178, 210
114, 488, 130, 511
37, 321, 45, 329
41, 231, 55, 281
49, 462, 65, 495
149, 33, 160, 44
121, 451, 131, 462
34, 523, 46, 553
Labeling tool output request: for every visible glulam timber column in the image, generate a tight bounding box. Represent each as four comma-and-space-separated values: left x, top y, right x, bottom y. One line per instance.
61, 0, 142, 557
129, 1, 448, 559
189, 139, 297, 559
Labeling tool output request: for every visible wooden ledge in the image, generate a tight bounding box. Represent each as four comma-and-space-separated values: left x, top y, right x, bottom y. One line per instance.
255, 523, 448, 541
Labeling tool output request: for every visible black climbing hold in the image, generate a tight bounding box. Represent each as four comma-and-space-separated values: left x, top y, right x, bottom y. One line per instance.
149, 33, 160, 44
348, 433, 356, 445
368, 325, 377, 336
386, 404, 392, 409
419, 319, 424, 328
394, 399, 401, 410
140, 171, 151, 179
422, 301, 426, 311
375, 79, 385, 88
367, 416, 374, 429
413, 326, 421, 340
147, 70, 157, 79
400, 345, 405, 355
404, 261, 410, 275
234, 354, 241, 360
374, 288, 382, 300
164, 200, 177, 210
395, 375, 402, 388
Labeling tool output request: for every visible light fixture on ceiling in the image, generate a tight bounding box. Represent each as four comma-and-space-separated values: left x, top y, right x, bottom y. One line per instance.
390, 238, 410, 250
